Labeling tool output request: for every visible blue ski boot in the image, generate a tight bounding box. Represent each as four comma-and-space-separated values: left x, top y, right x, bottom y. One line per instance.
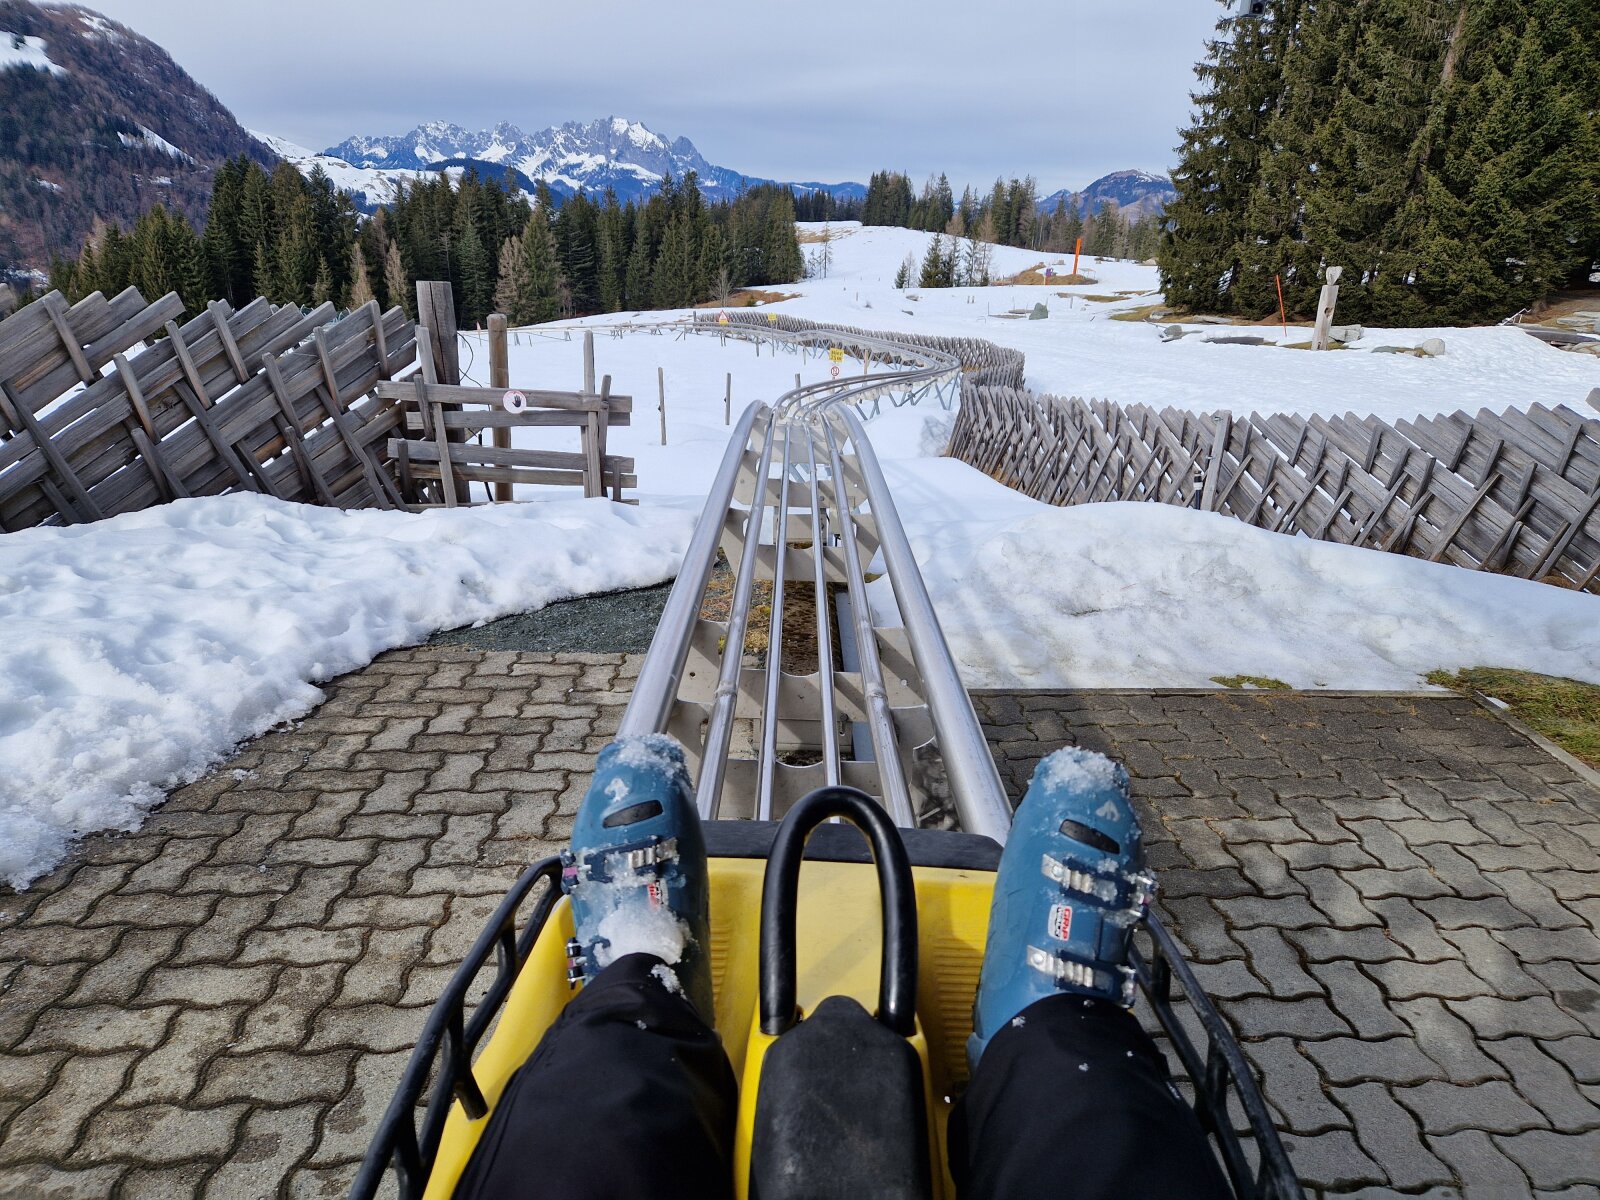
968, 747, 1156, 1069
560, 735, 714, 1023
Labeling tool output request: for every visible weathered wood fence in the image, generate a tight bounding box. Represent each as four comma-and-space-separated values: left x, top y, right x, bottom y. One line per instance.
0, 287, 415, 529
950, 385, 1600, 593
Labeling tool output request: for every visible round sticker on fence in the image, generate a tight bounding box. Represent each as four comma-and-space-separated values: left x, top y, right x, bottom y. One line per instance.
502, 390, 528, 414
830, 365, 840, 379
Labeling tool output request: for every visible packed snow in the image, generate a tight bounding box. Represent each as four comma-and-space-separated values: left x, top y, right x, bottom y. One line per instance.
0, 494, 693, 889
0, 32, 66, 75
5, 220, 1597, 887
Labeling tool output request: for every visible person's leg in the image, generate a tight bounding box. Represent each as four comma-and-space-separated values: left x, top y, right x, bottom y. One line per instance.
960, 747, 1232, 1200
950, 993, 1231, 1200
452, 952, 737, 1200
455, 735, 733, 1200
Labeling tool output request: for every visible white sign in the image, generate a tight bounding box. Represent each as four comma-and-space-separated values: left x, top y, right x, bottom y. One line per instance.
830, 365, 840, 379
502, 390, 528, 414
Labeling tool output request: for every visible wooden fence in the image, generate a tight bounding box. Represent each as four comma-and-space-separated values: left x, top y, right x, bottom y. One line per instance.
0, 287, 415, 529
950, 385, 1600, 593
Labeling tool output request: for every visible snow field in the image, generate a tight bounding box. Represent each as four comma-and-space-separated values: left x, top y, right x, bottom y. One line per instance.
0, 494, 693, 889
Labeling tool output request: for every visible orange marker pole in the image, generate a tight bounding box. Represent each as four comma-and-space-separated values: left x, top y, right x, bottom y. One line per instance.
1275, 274, 1288, 338
1073, 237, 1083, 280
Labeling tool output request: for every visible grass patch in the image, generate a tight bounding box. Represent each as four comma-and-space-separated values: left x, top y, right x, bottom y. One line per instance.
796, 228, 848, 245
695, 290, 799, 309
1426, 667, 1600, 767
995, 264, 1097, 286
1110, 303, 1168, 323
1211, 675, 1293, 690
1078, 294, 1125, 304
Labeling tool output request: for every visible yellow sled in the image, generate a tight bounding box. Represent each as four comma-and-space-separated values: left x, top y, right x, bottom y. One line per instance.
351, 789, 1301, 1200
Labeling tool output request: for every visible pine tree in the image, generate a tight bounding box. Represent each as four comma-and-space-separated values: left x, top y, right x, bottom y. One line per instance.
894, 253, 914, 289
521, 201, 565, 323
455, 216, 494, 326
312, 255, 335, 308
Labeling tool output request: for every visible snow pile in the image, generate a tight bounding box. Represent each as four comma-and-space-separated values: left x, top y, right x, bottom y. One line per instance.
0, 33, 65, 75
1039, 747, 1130, 799
0, 493, 693, 889
118, 125, 195, 163
872, 488, 1600, 692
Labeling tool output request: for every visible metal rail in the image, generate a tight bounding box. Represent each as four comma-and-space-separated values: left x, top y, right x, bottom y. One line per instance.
613, 317, 996, 837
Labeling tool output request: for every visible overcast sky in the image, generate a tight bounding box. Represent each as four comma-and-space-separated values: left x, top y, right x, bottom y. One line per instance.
81, 0, 1223, 193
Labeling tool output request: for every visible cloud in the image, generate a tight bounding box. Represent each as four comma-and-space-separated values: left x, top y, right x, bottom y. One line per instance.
81, 0, 1222, 191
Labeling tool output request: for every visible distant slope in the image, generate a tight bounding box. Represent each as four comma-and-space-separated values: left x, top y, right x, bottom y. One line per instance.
1039, 170, 1176, 218
313, 116, 867, 208
0, 1, 271, 272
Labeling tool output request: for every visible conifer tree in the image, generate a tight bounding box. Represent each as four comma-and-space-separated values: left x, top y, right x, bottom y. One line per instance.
383, 238, 411, 319
494, 235, 534, 323
521, 201, 565, 323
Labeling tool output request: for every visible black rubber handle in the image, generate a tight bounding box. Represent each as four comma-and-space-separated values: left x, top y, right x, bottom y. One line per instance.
758, 787, 919, 1038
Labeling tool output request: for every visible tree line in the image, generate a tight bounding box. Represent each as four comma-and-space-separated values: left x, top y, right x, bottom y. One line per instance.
48, 157, 805, 326
1162, 0, 1600, 325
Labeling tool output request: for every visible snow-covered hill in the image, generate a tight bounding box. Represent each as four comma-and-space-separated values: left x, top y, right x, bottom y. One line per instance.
314, 115, 866, 207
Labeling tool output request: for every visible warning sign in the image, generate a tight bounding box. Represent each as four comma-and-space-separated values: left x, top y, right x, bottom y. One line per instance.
767, 313, 778, 324
502, 390, 528, 413
830, 365, 840, 379
828, 347, 845, 364
716, 311, 730, 325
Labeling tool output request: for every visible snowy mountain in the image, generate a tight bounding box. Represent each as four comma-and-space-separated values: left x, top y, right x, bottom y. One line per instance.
315, 116, 866, 208
0, 0, 270, 271
1039, 170, 1177, 219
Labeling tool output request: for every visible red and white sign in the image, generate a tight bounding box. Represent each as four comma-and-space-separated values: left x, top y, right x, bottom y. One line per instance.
1049, 903, 1073, 940
830, 365, 840, 379
502, 390, 528, 413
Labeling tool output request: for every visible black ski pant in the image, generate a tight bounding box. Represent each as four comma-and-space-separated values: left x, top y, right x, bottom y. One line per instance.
454, 953, 1233, 1200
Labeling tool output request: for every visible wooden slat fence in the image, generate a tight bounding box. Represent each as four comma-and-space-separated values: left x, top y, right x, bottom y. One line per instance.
0, 289, 416, 530
950, 385, 1600, 593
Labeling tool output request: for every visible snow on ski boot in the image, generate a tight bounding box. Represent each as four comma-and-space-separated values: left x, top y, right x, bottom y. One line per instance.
967, 746, 1156, 1069
560, 734, 714, 1022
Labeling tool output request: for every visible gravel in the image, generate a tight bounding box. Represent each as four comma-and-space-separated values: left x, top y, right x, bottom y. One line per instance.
428, 582, 674, 653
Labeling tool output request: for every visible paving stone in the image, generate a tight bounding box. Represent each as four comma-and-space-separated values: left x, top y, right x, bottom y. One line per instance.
306, 1003, 424, 1053
1370, 897, 1462, 962
233, 927, 365, 967
202, 1101, 322, 1199
1494, 926, 1600, 965
1300, 867, 1381, 929
198, 1049, 352, 1106
1229, 841, 1305, 897
1547, 1037, 1600, 1085
306, 1049, 410, 1168
1233, 927, 1321, 999
1339, 1081, 1453, 1190
121, 1005, 245, 1106
1286, 926, 1408, 964
1247, 1037, 1349, 1133
1186, 958, 1267, 1000
1394, 998, 1508, 1083
77, 1102, 246, 1165
0, 1051, 137, 1162
1345, 868, 1457, 901
1495, 1128, 1600, 1189
1278, 1129, 1386, 1191
233, 964, 345, 1054
1422, 895, 1538, 930
1449, 995, 1588, 1040
1344, 819, 1428, 869
1274, 840, 1380, 870
1308, 961, 1410, 1038
1397, 1080, 1546, 1135
0, 1163, 129, 1197
1214, 895, 1329, 930
1152, 897, 1241, 961
1484, 1037, 1600, 1132
21, 1004, 175, 1054
1525, 963, 1600, 1038
1439, 928, 1549, 999
1221, 996, 1350, 1039
1366, 958, 1492, 1001
1427, 1129, 1531, 1199
137, 963, 278, 1008
1306, 1036, 1444, 1086
1413, 844, 1505, 899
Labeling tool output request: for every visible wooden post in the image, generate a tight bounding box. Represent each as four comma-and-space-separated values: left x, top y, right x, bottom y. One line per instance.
1311, 266, 1342, 351
1072, 236, 1083, 280
416, 281, 469, 503
488, 314, 511, 501
725, 373, 732, 426
580, 332, 604, 499
1275, 275, 1288, 339
658, 366, 667, 446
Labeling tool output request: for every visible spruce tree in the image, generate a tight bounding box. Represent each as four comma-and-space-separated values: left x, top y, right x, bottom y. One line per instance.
383, 238, 411, 319
494, 235, 533, 323
349, 244, 375, 309
521, 201, 565, 323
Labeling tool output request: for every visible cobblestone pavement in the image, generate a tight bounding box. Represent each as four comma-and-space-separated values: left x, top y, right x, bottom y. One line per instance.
3, 658, 1599, 1198
976, 689, 1600, 1200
